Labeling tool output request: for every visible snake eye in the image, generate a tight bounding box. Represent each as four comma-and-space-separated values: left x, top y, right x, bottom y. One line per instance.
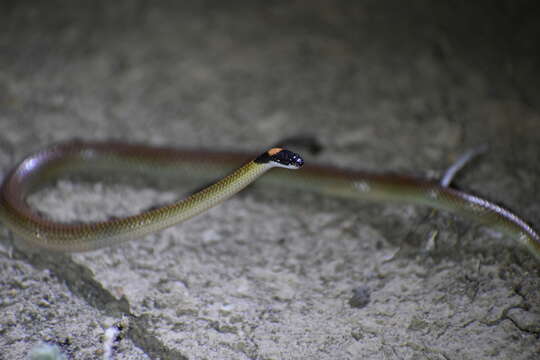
255, 148, 304, 169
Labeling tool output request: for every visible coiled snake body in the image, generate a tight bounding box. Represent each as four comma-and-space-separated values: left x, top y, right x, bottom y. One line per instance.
0, 140, 538, 260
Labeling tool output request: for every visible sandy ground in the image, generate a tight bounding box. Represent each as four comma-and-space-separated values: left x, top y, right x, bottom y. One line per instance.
1, 1, 539, 359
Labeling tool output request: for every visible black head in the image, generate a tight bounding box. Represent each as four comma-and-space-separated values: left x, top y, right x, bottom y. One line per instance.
255, 148, 304, 169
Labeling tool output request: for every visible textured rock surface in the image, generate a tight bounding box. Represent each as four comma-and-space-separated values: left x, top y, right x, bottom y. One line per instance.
1, 1, 539, 359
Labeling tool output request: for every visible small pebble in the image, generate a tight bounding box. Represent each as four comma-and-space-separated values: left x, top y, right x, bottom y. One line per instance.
348, 286, 371, 309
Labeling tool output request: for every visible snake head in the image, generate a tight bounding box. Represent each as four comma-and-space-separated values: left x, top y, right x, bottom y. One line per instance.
255, 148, 304, 169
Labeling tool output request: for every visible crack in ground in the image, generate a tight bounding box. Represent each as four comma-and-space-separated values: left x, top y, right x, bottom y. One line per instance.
479, 303, 540, 337
16, 249, 189, 360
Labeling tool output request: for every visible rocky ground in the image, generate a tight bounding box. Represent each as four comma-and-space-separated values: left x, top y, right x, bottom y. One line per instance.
1, 1, 539, 359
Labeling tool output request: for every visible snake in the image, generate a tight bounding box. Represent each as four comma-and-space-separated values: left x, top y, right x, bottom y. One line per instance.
0, 140, 538, 260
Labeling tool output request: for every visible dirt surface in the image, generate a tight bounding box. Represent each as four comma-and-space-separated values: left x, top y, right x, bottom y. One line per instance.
1, 1, 539, 359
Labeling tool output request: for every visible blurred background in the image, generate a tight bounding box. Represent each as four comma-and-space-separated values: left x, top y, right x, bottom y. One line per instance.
1, 0, 539, 161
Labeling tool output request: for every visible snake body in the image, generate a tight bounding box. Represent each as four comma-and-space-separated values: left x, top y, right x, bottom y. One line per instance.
0, 140, 539, 260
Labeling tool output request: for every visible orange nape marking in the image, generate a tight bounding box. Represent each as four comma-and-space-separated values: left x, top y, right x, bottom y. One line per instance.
267, 148, 283, 156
